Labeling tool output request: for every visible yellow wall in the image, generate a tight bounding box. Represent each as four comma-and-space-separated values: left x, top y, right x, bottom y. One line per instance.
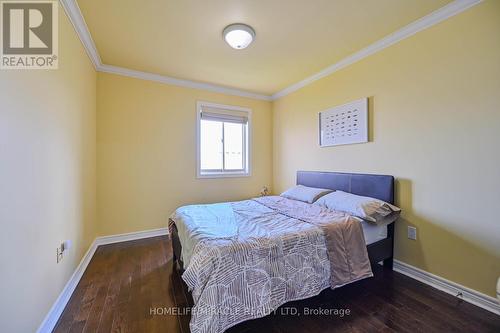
0, 8, 96, 333
96, 72, 272, 236
272, 0, 500, 297
1, 2, 498, 331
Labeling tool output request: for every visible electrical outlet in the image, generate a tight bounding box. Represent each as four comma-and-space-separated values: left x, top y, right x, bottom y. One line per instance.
56, 246, 63, 263
408, 226, 417, 240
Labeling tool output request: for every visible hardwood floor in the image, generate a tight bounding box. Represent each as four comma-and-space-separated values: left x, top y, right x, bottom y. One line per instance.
54, 236, 500, 333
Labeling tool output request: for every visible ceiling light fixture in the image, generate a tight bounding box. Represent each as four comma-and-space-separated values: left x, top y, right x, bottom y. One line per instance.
222, 23, 255, 50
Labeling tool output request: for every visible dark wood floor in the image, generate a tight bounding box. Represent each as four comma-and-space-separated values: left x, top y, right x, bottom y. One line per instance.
54, 236, 500, 333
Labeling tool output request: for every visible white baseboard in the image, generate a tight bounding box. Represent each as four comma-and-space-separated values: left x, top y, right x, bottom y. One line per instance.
36, 227, 169, 333
95, 227, 169, 246
393, 259, 500, 316
36, 240, 98, 333
36, 230, 498, 333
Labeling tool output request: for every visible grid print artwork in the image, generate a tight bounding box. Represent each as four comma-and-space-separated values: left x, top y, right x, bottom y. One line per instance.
319, 98, 368, 147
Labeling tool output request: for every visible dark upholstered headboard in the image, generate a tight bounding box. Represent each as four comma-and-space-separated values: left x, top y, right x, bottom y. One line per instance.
296, 171, 394, 204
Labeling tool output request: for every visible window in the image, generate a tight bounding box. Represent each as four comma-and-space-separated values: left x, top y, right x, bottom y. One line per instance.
197, 102, 251, 178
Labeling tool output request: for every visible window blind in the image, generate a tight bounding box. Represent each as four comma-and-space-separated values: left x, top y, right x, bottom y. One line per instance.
200, 106, 248, 124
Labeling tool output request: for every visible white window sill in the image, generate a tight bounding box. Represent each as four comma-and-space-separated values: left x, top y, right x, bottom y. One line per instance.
197, 171, 251, 179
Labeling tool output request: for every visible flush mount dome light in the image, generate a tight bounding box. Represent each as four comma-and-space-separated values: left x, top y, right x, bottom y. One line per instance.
223, 23, 255, 50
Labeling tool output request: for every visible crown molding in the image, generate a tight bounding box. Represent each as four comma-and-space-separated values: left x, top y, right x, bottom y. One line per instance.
98, 64, 272, 101
271, 0, 483, 100
59, 0, 101, 69
60, 0, 481, 102
59, 0, 271, 101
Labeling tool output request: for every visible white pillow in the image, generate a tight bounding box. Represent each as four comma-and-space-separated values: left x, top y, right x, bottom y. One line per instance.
315, 190, 401, 224
280, 185, 333, 204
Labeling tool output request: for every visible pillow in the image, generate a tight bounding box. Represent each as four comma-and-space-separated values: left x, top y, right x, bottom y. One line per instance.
280, 185, 333, 204
315, 190, 401, 224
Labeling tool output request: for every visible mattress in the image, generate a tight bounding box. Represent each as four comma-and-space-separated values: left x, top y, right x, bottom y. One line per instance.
361, 219, 387, 245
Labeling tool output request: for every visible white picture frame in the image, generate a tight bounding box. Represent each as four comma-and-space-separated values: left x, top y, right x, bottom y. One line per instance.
319, 98, 368, 147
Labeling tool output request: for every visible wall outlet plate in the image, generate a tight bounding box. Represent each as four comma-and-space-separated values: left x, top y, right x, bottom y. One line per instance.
408, 226, 417, 240
56, 247, 63, 263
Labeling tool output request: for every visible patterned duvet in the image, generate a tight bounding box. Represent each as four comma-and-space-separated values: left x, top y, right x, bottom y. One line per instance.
169, 196, 372, 333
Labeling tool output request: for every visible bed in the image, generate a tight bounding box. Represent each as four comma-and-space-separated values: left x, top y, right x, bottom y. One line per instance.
169, 171, 395, 333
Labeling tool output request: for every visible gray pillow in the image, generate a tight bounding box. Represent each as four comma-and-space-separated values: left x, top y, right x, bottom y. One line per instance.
315, 190, 401, 224
280, 185, 333, 203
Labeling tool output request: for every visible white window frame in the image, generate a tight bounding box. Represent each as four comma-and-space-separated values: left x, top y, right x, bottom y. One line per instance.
196, 101, 252, 178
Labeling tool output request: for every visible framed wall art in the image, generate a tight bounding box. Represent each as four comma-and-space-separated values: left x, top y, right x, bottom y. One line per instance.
319, 98, 368, 147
